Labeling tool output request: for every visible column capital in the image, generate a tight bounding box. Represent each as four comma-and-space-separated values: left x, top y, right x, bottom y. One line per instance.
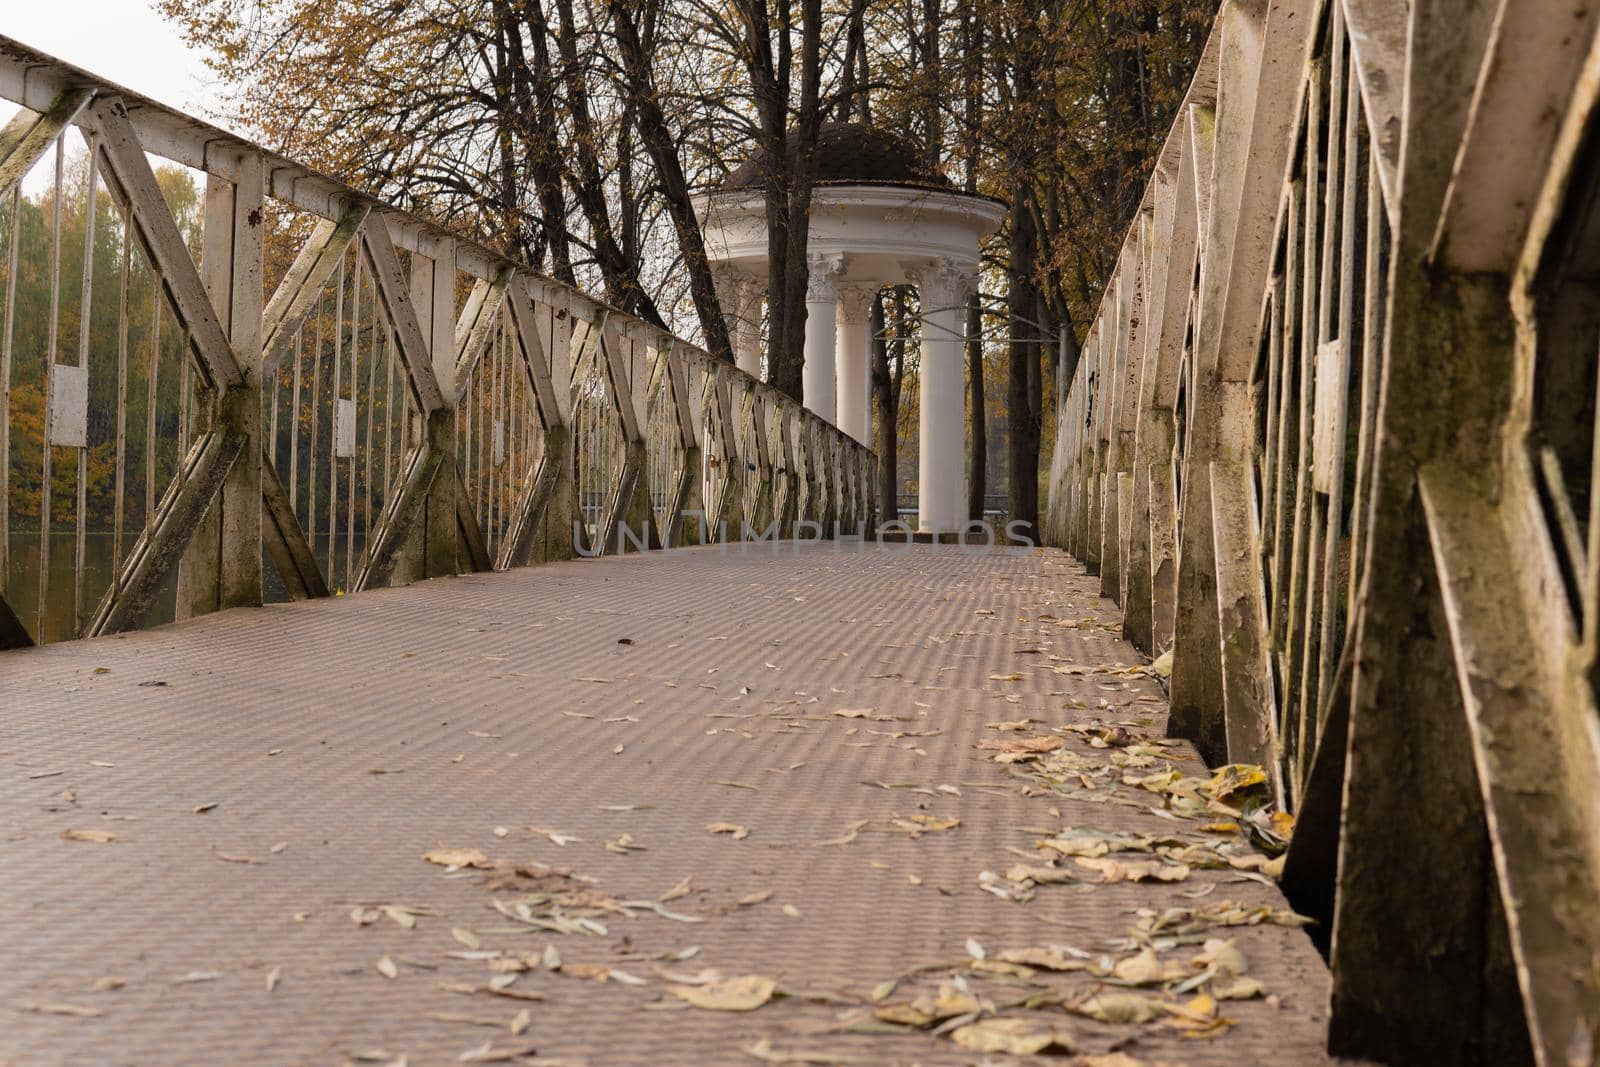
806, 253, 845, 301
906, 257, 977, 308
835, 284, 877, 325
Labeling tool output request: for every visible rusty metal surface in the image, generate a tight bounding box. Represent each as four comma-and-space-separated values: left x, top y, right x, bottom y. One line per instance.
1, 544, 1350, 1065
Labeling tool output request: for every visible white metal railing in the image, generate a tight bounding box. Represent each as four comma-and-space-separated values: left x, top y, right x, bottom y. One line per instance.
0, 36, 878, 648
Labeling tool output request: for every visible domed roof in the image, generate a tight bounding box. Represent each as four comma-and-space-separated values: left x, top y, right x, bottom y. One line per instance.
719, 122, 951, 192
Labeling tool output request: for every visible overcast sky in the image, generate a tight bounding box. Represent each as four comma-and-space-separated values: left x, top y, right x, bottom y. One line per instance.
5, 3, 225, 121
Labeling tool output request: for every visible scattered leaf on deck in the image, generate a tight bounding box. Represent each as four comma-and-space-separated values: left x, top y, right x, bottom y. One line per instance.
60, 829, 115, 844
424, 848, 490, 870
950, 1017, 1076, 1055
667, 974, 776, 1011
20, 1002, 102, 1017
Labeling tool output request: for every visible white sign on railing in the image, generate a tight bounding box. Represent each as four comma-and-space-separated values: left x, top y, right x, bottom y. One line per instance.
48, 364, 88, 449
335, 397, 357, 459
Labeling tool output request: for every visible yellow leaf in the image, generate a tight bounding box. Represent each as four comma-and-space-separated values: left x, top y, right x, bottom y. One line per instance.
667, 974, 776, 1011
423, 847, 489, 869
1070, 992, 1165, 1023
950, 1017, 1075, 1055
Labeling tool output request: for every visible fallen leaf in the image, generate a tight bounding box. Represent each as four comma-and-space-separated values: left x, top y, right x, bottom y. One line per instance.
746, 1037, 869, 1064
950, 1017, 1076, 1055
377, 957, 399, 979
706, 822, 749, 840
424, 847, 490, 869
193, 802, 218, 814
91, 977, 125, 992
453, 929, 481, 950
172, 972, 223, 985
738, 889, 773, 907
667, 974, 776, 1011
266, 968, 281, 992
509, 1008, 531, 1035
457, 1041, 540, 1062
814, 819, 868, 847
606, 833, 645, 853
1070, 992, 1165, 1024
660, 876, 694, 902
60, 829, 115, 844
20, 1002, 102, 1017
781, 904, 801, 919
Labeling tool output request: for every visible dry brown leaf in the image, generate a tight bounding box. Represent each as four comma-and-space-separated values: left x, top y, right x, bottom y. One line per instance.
890, 814, 959, 837
1075, 857, 1190, 883
706, 822, 749, 840
996, 946, 1087, 971
977, 735, 1064, 756
509, 1007, 531, 1035
423, 847, 489, 869
738, 889, 774, 907
21, 1002, 103, 1018
813, 819, 868, 846
1070, 991, 1165, 1024
60, 829, 115, 844
746, 1037, 869, 1064
950, 1017, 1076, 1055
377, 956, 399, 979
452, 928, 481, 949
667, 974, 776, 1011
660, 876, 694, 902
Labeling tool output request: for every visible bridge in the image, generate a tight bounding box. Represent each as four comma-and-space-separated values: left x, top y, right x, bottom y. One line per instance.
1, 0, 1597, 1064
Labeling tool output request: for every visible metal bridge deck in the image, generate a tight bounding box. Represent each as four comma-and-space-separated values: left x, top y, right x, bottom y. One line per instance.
1, 544, 1346, 1065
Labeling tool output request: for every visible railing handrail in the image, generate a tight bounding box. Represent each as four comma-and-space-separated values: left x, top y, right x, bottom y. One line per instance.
1043, 0, 1600, 1063
0, 33, 808, 415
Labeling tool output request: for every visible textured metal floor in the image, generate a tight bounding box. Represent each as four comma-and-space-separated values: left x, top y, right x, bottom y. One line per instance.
1, 543, 1347, 1065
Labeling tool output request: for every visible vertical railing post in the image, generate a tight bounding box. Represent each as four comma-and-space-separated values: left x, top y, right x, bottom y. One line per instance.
177, 149, 265, 616
410, 238, 458, 578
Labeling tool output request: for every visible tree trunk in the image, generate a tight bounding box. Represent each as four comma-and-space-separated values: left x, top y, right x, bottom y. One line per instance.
962, 0, 984, 522
609, 0, 734, 361
1007, 185, 1041, 542
871, 290, 896, 520
967, 290, 985, 521
551, 0, 663, 325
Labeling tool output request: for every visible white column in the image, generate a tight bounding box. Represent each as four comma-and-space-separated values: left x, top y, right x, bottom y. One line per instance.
835, 285, 875, 444
712, 266, 763, 379
802, 254, 843, 423
909, 260, 974, 533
